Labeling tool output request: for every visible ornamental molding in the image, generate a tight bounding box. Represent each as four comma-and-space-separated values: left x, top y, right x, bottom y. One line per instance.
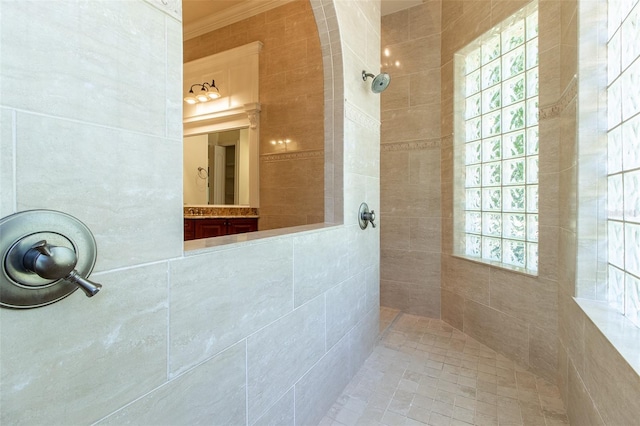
144, 0, 181, 21
381, 139, 442, 152
540, 75, 577, 120
260, 149, 324, 162
345, 101, 381, 134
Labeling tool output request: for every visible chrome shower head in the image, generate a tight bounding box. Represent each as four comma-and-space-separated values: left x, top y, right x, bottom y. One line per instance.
362, 70, 391, 93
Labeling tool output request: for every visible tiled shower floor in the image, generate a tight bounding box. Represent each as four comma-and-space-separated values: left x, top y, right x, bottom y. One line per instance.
320, 307, 569, 426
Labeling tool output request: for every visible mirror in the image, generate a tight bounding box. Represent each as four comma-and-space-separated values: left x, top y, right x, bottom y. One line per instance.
184, 128, 250, 205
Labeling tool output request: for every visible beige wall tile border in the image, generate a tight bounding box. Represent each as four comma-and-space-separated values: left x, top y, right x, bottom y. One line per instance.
260, 150, 324, 162
540, 75, 578, 121
380, 138, 441, 152
345, 101, 381, 134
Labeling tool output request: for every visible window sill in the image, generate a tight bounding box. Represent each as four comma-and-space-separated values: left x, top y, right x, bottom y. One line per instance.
452, 253, 539, 277
575, 298, 640, 376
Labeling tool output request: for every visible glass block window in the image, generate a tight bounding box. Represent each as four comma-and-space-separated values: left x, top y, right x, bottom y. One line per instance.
454, 2, 539, 273
607, 0, 640, 327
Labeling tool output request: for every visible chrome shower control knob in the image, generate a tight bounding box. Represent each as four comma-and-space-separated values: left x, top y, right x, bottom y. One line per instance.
21, 240, 102, 298
23, 240, 76, 280
362, 210, 376, 228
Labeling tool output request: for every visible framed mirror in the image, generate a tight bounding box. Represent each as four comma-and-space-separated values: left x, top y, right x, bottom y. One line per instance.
183, 103, 260, 208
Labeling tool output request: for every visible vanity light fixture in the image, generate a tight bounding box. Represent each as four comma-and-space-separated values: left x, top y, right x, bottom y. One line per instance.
184, 80, 221, 104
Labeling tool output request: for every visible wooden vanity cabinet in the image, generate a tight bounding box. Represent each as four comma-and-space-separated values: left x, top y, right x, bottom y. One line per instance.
184, 217, 258, 241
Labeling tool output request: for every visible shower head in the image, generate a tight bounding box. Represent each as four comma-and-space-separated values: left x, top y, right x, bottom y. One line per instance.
362, 70, 391, 93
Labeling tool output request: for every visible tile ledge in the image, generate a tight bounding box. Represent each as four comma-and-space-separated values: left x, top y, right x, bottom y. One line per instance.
574, 298, 640, 376
183, 222, 340, 255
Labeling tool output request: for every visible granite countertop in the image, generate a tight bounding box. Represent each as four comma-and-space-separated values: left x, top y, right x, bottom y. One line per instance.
183, 206, 259, 219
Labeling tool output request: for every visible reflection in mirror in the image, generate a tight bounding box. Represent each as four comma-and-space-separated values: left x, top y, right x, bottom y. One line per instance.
183, 128, 250, 206
183, 0, 325, 232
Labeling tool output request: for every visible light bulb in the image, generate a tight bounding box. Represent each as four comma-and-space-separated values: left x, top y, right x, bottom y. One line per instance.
207, 91, 221, 100
184, 96, 197, 104
195, 93, 209, 102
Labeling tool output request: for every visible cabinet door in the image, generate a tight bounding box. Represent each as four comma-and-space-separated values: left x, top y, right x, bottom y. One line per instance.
227, 218, 258, 235
184, 219, 195, 241
195, 219, 227, 239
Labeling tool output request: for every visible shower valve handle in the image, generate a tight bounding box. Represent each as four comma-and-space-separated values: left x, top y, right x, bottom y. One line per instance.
361, 210, 376, 228
23, 240, 102, 297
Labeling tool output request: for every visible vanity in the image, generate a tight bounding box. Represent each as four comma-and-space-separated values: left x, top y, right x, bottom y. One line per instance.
183, 207, 259, 241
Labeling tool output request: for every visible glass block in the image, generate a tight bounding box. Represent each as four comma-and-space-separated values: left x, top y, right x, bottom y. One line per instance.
609, 0, 623, 40
482, 34, 501, 65
503, 130, 526, 158
621, 3, 640, 71
466, 234, 482, 257
466, 141, 482, 165
608, 220, 625, 268
504, 186, 526, 212
503, 75, 525, 107
527, 185, 538, 213
466, 212, 482, 234
466, 70, 481, 96
621, 60, 640, 121
527, 242, 538, 271
482, 188, 502, 211
608, 126, 623, 174
466, 165, 482, 187
466, 117, 482, 141
503, 239, 526, 267
527, 156, 539, 183
502, 19, 525, 53
527, 97, 539, 126
505, 102, 526, 132
482, 59, 501, 89
503, 214, 526, 239
526, 41, 538, 70
527, 214, 539, 242
465, 48, 481, 74
608, 30, 621, 84
482, 236, 502, 261
625, 222, 640, 276
482, 212, 502, 236
527, 127, 539, 154
608, 265, 625, 311
483, 137, 502, 162
526, 10, 538, 40
622, 113, 640, 170
466, 189, 482, 210
482, 85, 501, 111
502, 46, 525, 80
482, 111, 501, 137
609, 174, 624, 220
503, 158, 525, 185
624, 170, 640, 223
482, 162, 501, 186
625, 272, 640, 327
466, 93, 482, 119
527, 68, 539, 97
608, 78, 622, 129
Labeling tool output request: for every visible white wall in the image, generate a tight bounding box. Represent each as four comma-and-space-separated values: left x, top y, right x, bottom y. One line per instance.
183, 134, 209, 205
0, 0, 381, 425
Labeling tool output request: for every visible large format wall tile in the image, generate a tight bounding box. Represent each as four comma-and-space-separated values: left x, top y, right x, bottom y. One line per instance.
294, 227, 349, 306
0, 108, 14, 217
1, 1, 169, 137
326, 273, 367, 349
252, 390, 295, 426
98, 342, 246, 425
169, 239, 294, 376
464, 299, 530, 366
14, 112, 183, 270
295, 336, 351, 426
0, 263, 169, 425
247, 296, 326, 423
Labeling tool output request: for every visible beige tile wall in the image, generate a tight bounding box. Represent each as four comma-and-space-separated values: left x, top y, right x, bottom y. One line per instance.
184, 0, 325, 230
380, 1, 443, 318
0, 1, 381, 425
438, 0, 561, 382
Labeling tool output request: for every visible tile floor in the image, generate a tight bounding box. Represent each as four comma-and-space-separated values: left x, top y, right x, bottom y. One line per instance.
320, 308, 569, 426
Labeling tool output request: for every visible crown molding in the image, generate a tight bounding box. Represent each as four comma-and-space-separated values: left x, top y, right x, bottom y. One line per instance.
184, 0, 295, 40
